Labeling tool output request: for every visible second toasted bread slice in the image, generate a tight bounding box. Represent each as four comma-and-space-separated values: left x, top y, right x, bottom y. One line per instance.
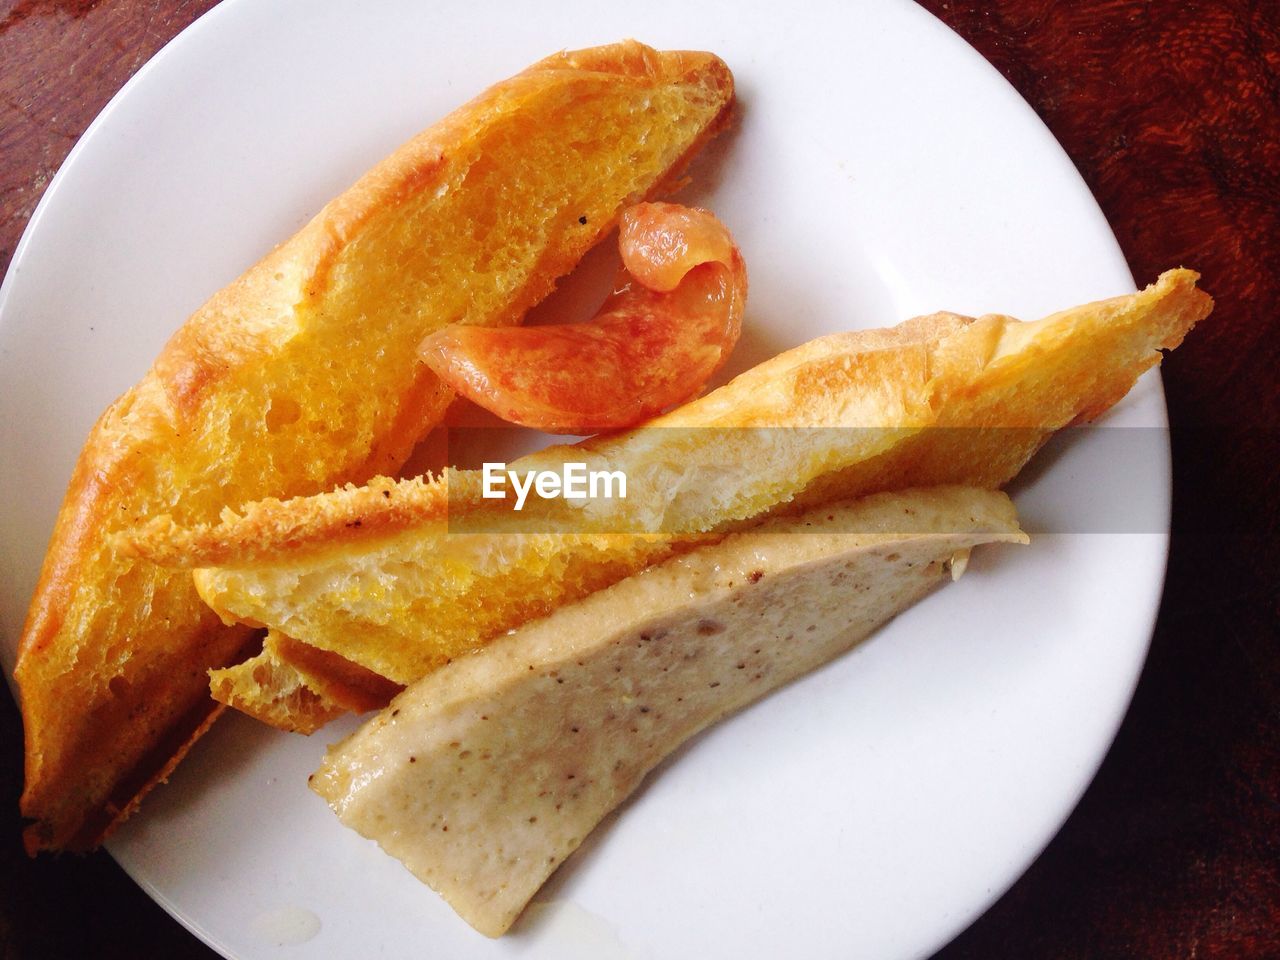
133, 269, 1210, 725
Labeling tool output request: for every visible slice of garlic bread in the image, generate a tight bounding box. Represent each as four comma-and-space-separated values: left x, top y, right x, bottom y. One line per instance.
133, 268, 1209, 722
18, 41, 734, 852
311, 486, 1026, 936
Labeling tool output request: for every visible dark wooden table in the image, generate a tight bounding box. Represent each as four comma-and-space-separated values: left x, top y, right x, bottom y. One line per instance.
2, 1, 1276, 957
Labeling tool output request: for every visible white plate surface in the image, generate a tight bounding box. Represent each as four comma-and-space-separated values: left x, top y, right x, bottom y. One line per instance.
0, 1, 1167, 958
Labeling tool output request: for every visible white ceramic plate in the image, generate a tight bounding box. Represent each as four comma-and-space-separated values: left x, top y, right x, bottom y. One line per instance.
0, 1, 1168, 958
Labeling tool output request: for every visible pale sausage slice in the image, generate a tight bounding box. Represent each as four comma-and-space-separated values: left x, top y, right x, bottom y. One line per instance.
310, 486, 1026, 936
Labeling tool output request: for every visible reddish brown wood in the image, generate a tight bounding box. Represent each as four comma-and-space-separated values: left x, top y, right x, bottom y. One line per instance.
1, 1, 1276, 958
0, 0, 218, 268
1, 6, 222, 956
916, 2, 1280, 958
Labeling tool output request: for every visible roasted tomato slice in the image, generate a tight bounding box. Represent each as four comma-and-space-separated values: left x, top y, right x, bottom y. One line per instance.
418, 202, 747, 433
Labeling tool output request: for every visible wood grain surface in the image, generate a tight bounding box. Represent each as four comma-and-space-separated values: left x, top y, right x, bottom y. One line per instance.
1, 1, 1276, 957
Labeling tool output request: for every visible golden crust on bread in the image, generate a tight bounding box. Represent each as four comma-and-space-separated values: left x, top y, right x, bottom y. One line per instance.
129, 269, 1210, 722
17, 40, 735, 851
266, 633, 403, 715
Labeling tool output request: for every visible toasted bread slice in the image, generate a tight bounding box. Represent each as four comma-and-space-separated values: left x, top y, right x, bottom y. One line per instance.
17, 41, 734, 851
310, 487, 1027, 936
132, 268, 1210, 716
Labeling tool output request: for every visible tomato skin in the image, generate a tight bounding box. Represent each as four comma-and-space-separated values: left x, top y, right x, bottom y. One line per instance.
618, 202, 738, 293
419, 203, 747, 434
